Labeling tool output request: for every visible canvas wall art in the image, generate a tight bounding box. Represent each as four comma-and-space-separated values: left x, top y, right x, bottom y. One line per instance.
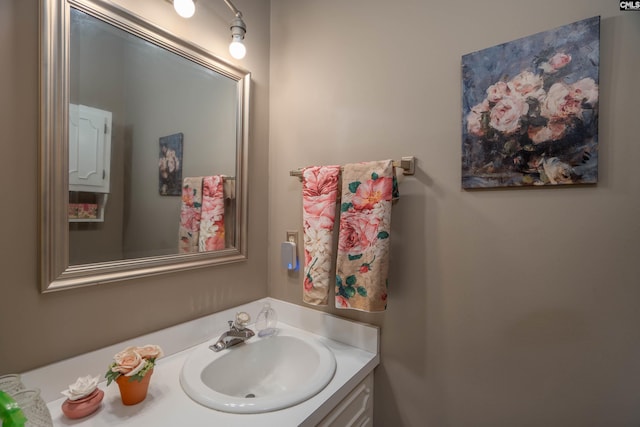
461, 16, 600, 189
159, 132, 184, 196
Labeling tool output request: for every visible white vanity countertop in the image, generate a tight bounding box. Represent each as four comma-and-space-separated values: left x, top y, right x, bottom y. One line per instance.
22, 298, 379, 427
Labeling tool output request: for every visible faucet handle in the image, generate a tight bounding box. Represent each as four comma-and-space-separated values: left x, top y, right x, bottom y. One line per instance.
234, 311, 251, 330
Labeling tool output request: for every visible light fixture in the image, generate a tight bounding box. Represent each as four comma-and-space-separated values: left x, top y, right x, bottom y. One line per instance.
173, 0, 196, 18
224, 0, 247, 59
168, 0, 247, 59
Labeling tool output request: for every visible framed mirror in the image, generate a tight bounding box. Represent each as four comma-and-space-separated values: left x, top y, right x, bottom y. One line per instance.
40, 0, 250, 292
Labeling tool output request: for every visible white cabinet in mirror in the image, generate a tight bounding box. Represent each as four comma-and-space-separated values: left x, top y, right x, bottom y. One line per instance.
68, 104, 111, 223
40, 0, 250, 292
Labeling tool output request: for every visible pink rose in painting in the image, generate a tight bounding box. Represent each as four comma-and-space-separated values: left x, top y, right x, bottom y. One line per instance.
302, 166, 340, 197
335, 295, 350, 308
303, 193, 337, 230
166, 149, 178, 173
508, 71, 544, 99
571, 77, 598, 105
352, 177, 393, 210
466, 101, 489, 137
527, 122, 567, 144
486, 82, 510, 103
489, 96, 528, 134
549, 53, 571, 70
338, 210, 380, 254
541, 82, 582, 120
540, 52, 572, 73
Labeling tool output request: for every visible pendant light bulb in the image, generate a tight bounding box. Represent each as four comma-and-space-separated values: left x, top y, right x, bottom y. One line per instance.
229, 15, 247, 60
229, 35, 246, 59
173, 0, 195, 18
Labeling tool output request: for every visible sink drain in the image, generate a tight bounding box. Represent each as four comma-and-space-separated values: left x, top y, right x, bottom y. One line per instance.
245, 393, 256, 398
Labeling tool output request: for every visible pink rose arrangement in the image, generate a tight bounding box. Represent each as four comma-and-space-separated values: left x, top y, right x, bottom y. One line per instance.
105, 345, 164, 385
464, 48, 599, 186
466, 54, 598, 143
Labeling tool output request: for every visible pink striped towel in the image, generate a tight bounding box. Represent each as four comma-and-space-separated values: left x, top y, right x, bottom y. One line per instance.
302, 165, 341, 306
198, 175, 226, 252
335, 160, 395, 312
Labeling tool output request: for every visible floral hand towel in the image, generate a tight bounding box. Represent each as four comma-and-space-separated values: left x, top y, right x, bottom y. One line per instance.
302, 165, 341, 306
335, 160, 396, 312
178, 177, 203, 253
198, 175, 226, 252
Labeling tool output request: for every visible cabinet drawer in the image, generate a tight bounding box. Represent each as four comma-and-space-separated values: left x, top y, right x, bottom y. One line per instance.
318, 373, 373, 427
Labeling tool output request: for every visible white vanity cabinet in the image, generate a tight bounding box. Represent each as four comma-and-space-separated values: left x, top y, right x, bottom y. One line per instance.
68, 104, 112, 222
31, 298, 380, 427
318, 373, 374, 427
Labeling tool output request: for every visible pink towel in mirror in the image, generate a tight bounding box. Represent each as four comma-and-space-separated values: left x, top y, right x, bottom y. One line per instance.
178, 177, 203, 253
198, 175, 226, 252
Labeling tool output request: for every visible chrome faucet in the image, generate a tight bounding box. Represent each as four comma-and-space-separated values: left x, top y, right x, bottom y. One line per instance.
210, 312, 255, 352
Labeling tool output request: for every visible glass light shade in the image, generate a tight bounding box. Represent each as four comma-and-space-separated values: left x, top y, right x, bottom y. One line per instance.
229, 38, 246, 59
173, 0, 195, 18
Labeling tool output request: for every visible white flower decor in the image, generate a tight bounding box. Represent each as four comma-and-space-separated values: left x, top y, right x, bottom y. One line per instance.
61, 375, 100, 401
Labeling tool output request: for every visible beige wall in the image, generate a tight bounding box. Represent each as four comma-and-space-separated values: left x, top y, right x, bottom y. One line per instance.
2, 0, 640, 425
0, 0, 270, 372
269, 0, 640, 426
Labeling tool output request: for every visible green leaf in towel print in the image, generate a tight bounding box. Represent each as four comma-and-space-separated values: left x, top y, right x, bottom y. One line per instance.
337, 286, 348, 298
345, 275, 357, 286
348, 181, 361, 193
371, 172, 379, 180
194, 202, 202, 208
377, 231, 389, 239
348, 254, 363, 261
344, 286, 356, 298
336, 275, 349, 298
341, 202, 353, 212
357, 286, 368, 297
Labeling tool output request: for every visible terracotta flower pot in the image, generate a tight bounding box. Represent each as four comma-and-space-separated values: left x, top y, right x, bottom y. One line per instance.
115, 369, 153, 405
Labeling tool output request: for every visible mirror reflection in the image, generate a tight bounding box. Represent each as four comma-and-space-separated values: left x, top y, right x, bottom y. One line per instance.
40, 0, 249, 292
68, 8, 238, 265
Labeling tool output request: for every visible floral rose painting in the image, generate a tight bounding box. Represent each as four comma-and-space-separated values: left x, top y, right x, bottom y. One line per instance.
461, 16, 600, 188
159, 133, 184, 196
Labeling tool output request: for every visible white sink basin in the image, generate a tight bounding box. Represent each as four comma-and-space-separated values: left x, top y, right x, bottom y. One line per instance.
180, 328, 337, 413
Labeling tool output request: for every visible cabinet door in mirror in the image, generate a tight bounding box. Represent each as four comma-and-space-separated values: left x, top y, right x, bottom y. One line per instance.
40, 0, 250, 292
